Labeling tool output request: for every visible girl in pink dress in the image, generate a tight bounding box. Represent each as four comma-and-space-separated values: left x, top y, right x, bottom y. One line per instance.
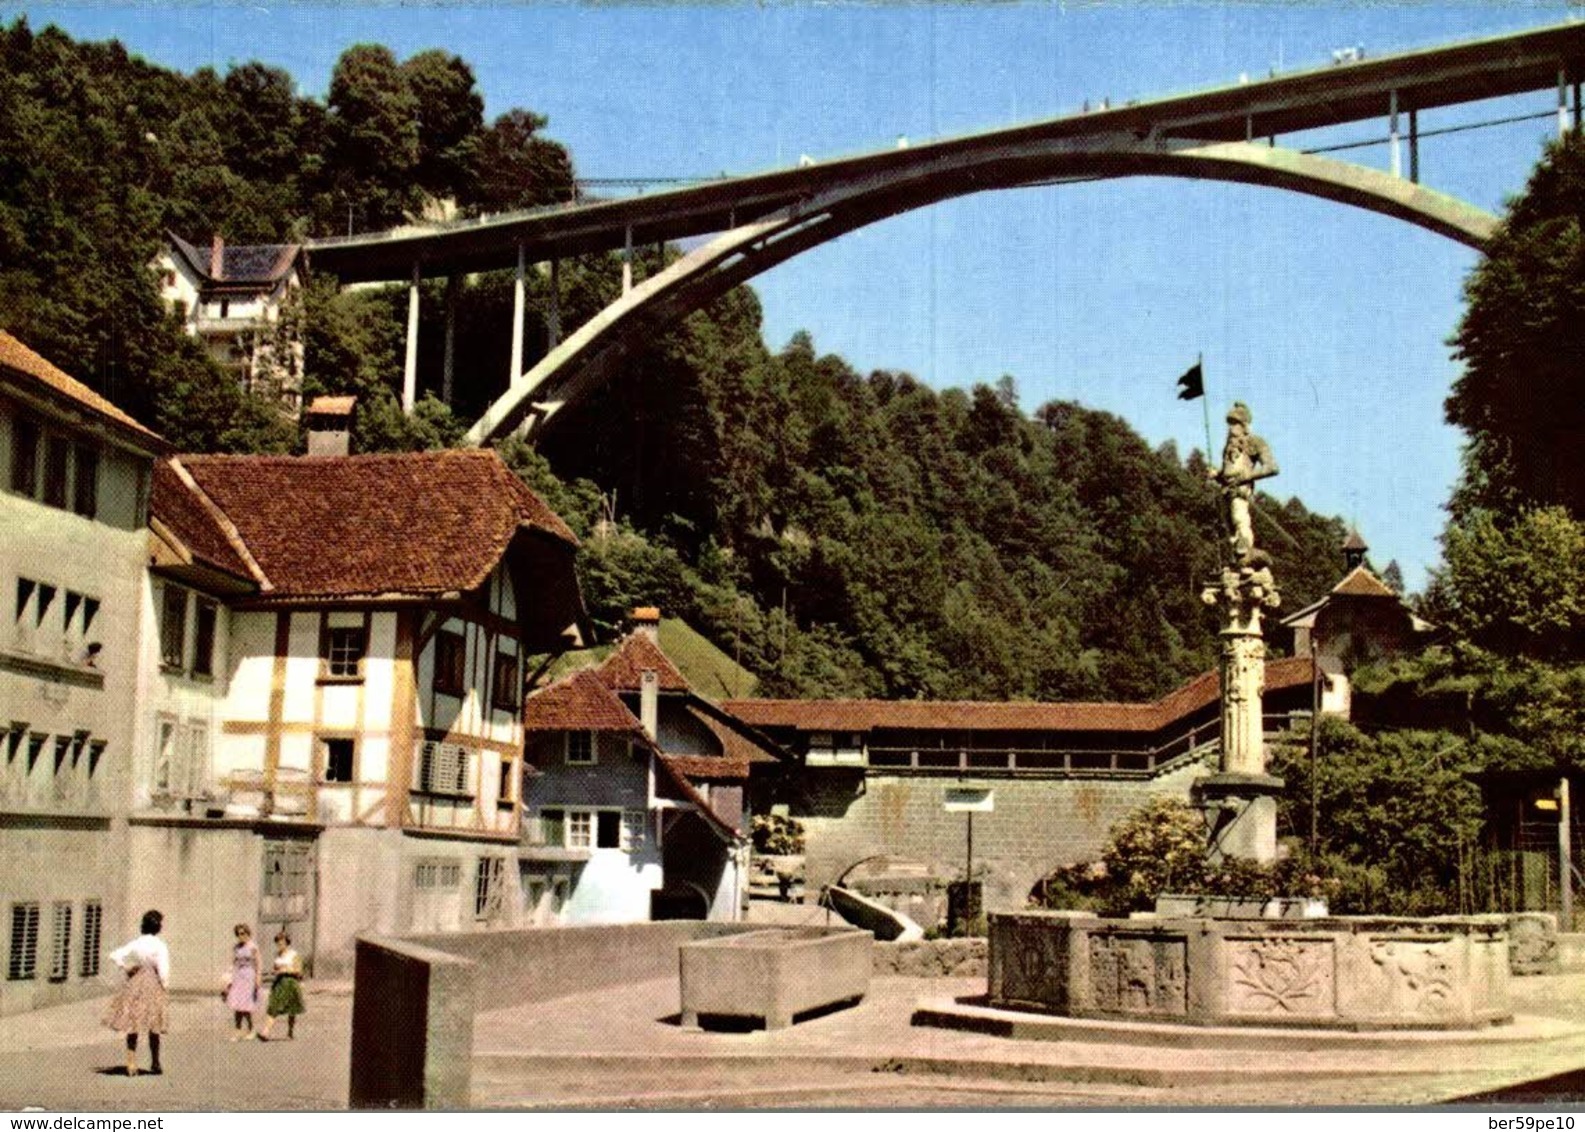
224, 924, 262, 1040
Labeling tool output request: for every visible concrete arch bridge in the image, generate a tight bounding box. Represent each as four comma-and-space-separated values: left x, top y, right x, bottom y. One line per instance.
303, 20, 1585, 444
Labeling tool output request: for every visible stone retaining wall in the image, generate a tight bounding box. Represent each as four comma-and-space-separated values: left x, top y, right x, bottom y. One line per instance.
873, 938, 987, 978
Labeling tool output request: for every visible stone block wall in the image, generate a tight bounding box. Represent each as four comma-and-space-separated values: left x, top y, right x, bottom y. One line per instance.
792, 758, 1211, 917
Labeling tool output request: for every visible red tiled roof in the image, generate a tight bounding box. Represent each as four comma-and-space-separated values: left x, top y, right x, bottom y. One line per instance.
172, 449, 575, 599
1331, 565, 1397, 598
661, 753, 751, 781
597, 632, 691, 693
724, 657, 1316, 735
686, 703, 783, 766
654, 756, 739, 839
524, 670, 645, 734
151, 460, 259, 583
0, 330, 165, 448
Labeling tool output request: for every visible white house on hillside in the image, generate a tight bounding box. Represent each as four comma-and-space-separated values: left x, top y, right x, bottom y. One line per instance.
155, 233, 307, 415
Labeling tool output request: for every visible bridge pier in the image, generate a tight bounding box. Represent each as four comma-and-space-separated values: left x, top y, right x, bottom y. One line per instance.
1409, 109, 1419, 183
403, 262, 419, 414
545, 258, 562, 348
1389, 90, 1401, 178
511, 244, 527, 387
622, 225, 633, 295
442, 274, 458, 405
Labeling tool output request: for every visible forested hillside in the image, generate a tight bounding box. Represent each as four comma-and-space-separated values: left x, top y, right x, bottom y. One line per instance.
0, 19, 1354, 701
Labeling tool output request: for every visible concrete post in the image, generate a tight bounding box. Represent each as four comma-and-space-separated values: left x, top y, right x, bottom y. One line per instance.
402, 262, 420, 413
1561, 70, 1571, 139
510, 243, 526, 386
441, 275, 458, 406
622, 225, 633, 295
1388, 90, 1401, 179
1561, 776, 1573, 931
546, 258, 562, 347
1409, 108, 1419, 184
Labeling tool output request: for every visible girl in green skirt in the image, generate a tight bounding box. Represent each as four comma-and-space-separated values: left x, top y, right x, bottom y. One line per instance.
257, 931, 305, 1041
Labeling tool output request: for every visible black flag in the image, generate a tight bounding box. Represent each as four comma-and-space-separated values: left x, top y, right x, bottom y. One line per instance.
1176, 362, 1204, 401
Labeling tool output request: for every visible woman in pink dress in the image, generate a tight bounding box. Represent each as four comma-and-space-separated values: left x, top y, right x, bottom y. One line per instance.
224, 924, 261, 1040
102, 909, 169, 1077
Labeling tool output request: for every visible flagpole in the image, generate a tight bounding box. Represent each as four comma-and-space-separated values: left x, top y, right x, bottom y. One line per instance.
1198, 352, 1214, 461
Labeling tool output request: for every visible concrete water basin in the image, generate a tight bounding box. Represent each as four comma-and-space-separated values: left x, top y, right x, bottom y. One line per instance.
679, 926, 873, 1030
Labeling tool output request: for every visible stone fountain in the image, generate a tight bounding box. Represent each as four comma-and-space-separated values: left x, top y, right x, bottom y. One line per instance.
973, 402, 1510, 1031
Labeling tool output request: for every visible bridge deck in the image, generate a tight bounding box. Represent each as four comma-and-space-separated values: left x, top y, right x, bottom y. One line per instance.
308, 20, 1585, 283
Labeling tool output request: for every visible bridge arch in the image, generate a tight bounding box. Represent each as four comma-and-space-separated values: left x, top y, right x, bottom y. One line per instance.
466, 137, 1498, 445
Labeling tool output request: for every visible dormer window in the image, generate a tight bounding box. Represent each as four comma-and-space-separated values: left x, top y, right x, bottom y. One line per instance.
565, 731, 594, 766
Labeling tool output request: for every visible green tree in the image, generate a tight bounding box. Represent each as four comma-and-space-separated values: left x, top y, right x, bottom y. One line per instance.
327, 44, 420, 229
467, 109, 576, 212
401, 50, 484, 198
1447, 133, 1585, 520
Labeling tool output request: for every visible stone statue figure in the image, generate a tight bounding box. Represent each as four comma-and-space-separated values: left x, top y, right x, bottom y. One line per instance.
1207, 401, 1279, 561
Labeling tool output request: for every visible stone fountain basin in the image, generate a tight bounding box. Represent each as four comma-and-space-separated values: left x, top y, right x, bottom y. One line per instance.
679, 926, 872, 1030
989, 911, 1510, 1030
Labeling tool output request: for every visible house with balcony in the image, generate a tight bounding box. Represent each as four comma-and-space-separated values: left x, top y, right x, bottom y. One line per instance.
156, 234, 307, 414
143, 439, 585, 977
521, 610, 785, 924
0, 330, 170, 1016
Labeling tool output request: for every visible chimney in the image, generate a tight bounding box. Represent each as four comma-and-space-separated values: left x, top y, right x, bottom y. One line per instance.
305, 396, 356, 457
1341, 528, 1368, 572
630, 606, 661, 643
639, 670, 659, 740
209, 234, 224, 280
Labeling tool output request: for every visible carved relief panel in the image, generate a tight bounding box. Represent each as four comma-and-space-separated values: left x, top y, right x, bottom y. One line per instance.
1225, 936, 1336, 1018
1087, 934, 1187, 1016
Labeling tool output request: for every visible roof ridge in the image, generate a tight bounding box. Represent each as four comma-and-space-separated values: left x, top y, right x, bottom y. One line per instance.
166, 458, 273, 590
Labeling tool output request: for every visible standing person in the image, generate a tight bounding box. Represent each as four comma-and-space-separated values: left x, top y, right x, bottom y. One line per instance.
102, 909, 169, 1077
224, 925, 262, 1040
256, 931, 305, 1041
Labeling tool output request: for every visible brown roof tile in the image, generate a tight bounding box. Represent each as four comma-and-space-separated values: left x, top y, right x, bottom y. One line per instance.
1331, 565, 1397, 598
524, 670, 645, 734
724, 658, 1316, 736
176, 449, 575, 599
597, 632, 691, 693
151, 459, 259, 583
0, 331, 165, 448
661, 753, 751, 781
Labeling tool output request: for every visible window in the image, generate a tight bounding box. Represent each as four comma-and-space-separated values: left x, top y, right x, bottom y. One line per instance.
537, 808, 564, 847
596, 810, 622, 850
497, 756, 516, 809
47, 903, 70, 982
433, 630, 465, 697
623, 809, 647, 850
566, 810, 592, 849
71, 445, 97, 518
152, 717, 177, 795
159, 586, 187, 669
8, 903, 39, 981
80, 901, 101, 978
474, 857, 506, 920
323, 625, 365, 679
24, 733, 45, 775
35, 584, 55, 629
565, 731, 594, 766
322, 737, 354, 784
42, 435, 69, 509
82, 597, 99, 636
10, 418, 39, 496
192, 599, 217, 677
415, 741, 473, 797
413, 860, 461, 891
181, 723, 208, 797
491, 651, 519, 711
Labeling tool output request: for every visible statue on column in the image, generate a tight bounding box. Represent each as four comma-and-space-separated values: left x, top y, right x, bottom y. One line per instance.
1197, 401, 1284, 861
1207, 401, 1279, 564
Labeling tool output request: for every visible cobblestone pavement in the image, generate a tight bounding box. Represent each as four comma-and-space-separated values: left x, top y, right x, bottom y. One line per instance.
0, 986, 352, 1112
3, 970, 1585, 1110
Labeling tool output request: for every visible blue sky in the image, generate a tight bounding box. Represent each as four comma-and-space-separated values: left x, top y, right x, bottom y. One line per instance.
6, 1, 1581, 590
